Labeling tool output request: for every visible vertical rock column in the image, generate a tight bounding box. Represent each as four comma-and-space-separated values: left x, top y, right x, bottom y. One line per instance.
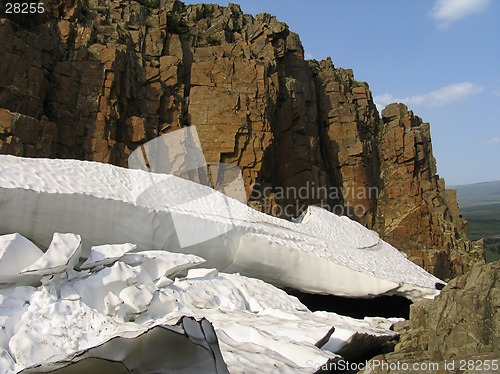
375, 103, 483, 278
311, 58, 380, 228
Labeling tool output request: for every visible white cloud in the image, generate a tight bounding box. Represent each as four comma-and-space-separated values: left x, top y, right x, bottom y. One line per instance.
484, 137, 500, 144
374, 82, 484, 111
430, 0, 491, 28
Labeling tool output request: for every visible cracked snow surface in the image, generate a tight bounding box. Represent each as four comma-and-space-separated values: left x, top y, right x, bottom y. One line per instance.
0, 233, 400, 373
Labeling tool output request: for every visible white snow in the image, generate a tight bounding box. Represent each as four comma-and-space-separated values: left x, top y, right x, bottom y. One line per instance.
20, 318, 230, 374
0, 233, 400, 373
0, 155, 444, 300
80, 243, 137, 269
0, 234, 43, 285
186, 268, 219, 278
21, 233, 82, 276
121, 250, 206, 280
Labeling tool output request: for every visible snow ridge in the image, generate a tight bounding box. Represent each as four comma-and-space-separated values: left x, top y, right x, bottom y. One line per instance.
0, 155, 444, 299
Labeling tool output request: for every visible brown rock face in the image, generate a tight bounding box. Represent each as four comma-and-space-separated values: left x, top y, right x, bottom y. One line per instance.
311, 59, 381, 228
0, 0, 484, 279
361, 261, 500, 373
375, 104, 484, 278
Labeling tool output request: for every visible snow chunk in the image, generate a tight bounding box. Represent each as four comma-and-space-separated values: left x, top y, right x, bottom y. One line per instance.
21, 233, 82, 276
121, 250, 206, 280
217, 331, 324, 373
186, 268, 219, 279
0, 347, 19, 374
118, 285, 154, 316
71, 261, 137, 313
80, 243, 137, 270
0, 234, 43, 284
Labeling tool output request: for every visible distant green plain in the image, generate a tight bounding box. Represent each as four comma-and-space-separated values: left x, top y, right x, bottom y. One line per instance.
453, 181, 500, 262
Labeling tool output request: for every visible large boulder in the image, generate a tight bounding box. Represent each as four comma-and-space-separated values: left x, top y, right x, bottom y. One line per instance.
361, 261, 499, 373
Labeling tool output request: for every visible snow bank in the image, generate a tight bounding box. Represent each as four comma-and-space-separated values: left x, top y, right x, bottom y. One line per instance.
0, 233, 400, 373
0, 155, 444, 300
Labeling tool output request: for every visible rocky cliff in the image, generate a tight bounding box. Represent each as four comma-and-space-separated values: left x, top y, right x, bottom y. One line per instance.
0, 0, 484, 279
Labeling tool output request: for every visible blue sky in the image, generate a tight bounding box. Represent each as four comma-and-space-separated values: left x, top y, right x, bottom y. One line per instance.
184, 0, 499, 185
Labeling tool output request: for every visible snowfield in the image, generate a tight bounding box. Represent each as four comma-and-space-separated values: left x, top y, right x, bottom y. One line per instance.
0, 155, 446, 372
0, 233, 399, 373
0, 155, 444, 300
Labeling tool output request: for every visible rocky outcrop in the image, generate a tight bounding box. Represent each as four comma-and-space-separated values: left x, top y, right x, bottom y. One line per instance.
375, 104, 484, 278
311, 59, 381, 229
362, 261, 499, 373
0, 0, 484, 279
